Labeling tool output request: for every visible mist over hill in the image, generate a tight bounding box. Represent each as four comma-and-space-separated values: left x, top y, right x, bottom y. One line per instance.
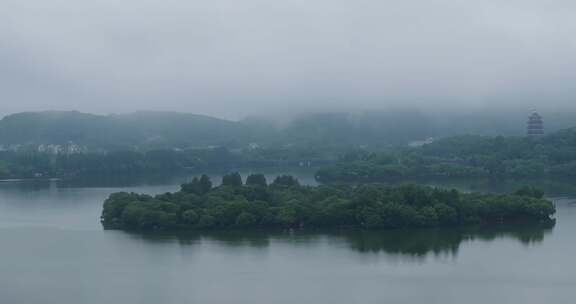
1, 109, 575, 151
0, 111, 253, 150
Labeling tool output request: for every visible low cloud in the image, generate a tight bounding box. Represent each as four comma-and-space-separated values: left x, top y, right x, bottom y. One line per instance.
1, 0, 575, 118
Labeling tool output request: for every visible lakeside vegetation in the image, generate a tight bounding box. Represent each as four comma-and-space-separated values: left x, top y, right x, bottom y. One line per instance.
316, 128, 576, 182
7, 110, 576, 150
3, 110, 576, 182
0, 147, 335, 180
101, 173, 555, 231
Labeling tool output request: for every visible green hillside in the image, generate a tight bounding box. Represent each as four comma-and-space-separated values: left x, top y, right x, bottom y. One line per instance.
0, 111, 254, 149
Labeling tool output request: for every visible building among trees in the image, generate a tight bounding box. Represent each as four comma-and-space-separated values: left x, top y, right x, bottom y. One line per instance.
527, 111, 544, 137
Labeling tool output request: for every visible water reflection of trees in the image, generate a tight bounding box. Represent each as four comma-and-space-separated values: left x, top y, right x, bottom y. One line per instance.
339, 223, 554, 257
126, 221, 555, 259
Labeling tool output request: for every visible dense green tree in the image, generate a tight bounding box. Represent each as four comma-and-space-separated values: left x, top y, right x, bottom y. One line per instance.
181, 175, 212, 195
236, 212, 258, 227
434, 203, 458, 224
182, 210, 200, 225
101, 174, 556, 231
514, 186, 544, 199
222, 172, 243, 187
181, 177, 201, 195
272, 175, 300, 187
246, 174, 267, 187
316, 128, 576, 182
199, 175, 213, 194
198, 215, 216, 228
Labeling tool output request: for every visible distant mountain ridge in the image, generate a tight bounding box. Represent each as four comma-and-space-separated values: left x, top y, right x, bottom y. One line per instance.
0, 111, 252, 150
2, 109, 576, 151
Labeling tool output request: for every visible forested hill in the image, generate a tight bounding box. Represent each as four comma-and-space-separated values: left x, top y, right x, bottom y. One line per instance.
0, 111, 255, 149
0, 110, 438, 150
316, 127, 576, 181
2, 109, 576, 151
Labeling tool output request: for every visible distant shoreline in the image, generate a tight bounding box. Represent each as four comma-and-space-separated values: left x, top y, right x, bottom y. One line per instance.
0, 178, 61, 183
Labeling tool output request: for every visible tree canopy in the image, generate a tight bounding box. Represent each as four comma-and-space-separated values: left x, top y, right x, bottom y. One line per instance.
316, 128, 576, 182
101, 173, 555, 231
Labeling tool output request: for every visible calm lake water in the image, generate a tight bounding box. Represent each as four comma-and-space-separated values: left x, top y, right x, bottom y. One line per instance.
0, 171, 574, 304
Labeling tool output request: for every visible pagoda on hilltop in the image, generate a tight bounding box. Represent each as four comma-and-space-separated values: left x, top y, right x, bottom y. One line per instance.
527, 111, 544, 137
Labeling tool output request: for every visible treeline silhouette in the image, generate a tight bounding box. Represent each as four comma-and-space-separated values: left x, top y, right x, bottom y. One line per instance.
101, 174, 555, 231
0, 147, 334, 179
317, 128, 576, 182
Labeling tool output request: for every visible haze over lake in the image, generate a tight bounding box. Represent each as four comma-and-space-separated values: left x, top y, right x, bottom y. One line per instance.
2, 1, 576, 302
0, 171, 573, 304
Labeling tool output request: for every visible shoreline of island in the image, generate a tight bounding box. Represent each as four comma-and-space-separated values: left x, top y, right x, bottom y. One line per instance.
101, 173, 556, 232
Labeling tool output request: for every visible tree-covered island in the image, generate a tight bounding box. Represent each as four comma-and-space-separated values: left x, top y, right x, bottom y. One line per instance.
101, 173, 555, 231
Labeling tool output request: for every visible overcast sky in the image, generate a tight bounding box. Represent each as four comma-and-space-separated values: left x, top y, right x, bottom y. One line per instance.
1, 0, 575, 119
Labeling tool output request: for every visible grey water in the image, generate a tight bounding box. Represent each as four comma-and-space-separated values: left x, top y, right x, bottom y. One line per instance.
0, 172, 574, 304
